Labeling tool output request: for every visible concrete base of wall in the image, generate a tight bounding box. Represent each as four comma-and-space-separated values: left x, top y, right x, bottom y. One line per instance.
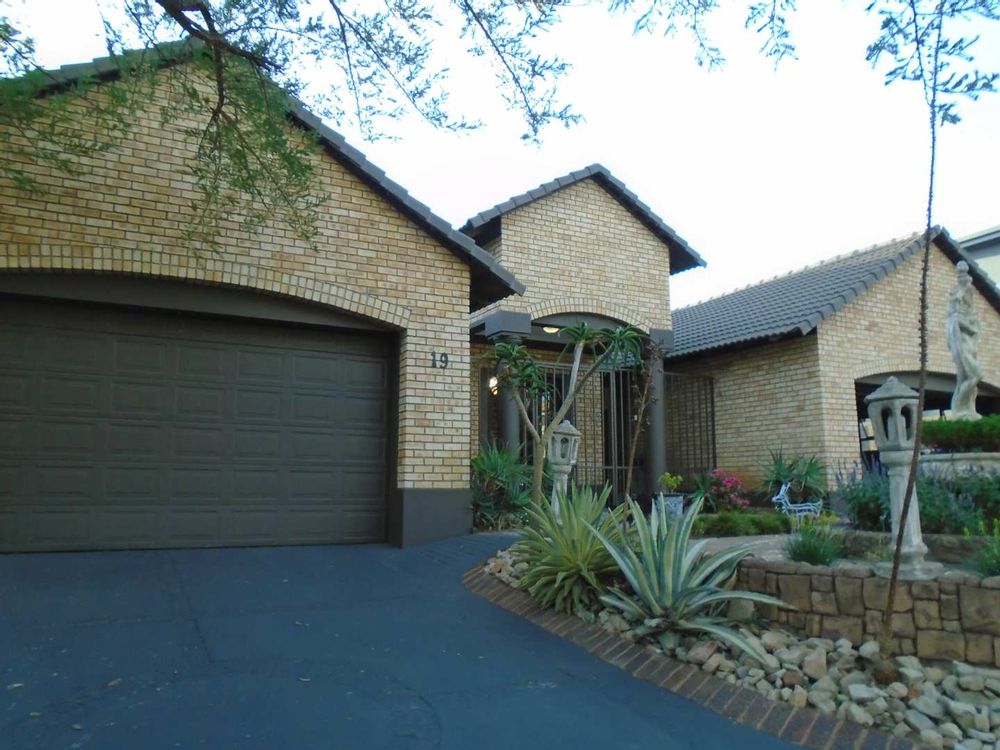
387, 488, 472, 547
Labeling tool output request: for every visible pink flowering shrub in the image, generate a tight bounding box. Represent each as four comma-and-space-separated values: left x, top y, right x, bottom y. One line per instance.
693, 469, 750, 513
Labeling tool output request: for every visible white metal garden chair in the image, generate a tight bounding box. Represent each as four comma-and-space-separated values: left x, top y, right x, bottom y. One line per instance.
770, 482, 823, 528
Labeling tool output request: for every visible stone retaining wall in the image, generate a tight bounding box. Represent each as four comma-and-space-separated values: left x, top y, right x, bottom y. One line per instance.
736, 558, 1000, 667
841, 531, 979, 565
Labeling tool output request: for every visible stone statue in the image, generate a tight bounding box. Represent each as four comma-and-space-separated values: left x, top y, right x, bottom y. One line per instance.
946, 260, 982, 420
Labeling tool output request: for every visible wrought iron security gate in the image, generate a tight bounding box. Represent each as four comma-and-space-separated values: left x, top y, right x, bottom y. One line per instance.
663, 371, 716, 488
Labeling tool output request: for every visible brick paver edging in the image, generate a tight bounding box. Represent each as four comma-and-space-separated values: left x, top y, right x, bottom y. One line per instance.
463, 566, 920, 750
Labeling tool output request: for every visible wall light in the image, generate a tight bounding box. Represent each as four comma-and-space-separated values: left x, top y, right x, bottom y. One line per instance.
488, 376, 499, 395
542, 326, 560, 334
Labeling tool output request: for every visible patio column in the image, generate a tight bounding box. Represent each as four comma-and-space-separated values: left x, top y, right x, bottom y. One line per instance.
498, 334, 522, 453
644, 350, 667, 495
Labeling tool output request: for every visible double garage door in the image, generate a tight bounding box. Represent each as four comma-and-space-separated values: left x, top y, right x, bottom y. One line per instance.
0, 296, 392, 552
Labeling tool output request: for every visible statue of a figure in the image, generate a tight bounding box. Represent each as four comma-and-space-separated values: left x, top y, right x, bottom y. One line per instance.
947, 260, 982, 420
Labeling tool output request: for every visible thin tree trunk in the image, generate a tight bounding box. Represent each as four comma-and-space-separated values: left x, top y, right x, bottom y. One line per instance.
879, 0, 944, 653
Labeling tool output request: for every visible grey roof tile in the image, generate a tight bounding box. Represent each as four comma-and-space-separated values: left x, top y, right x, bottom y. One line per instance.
668, 228, 1000, 359
28, 41, 524, 308
460, 164, 706, 274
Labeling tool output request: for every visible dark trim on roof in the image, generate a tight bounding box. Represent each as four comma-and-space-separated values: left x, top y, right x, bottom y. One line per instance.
28, 41, 524, 310
668, 227, 1000, 360
460, 164, 706, 274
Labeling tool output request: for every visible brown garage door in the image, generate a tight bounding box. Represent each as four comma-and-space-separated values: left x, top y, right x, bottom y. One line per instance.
0, 296, 391, 552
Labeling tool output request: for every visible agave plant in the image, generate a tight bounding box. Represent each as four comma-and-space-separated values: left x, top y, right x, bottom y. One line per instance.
516, 484, 624, 614
589, 496, 791, 661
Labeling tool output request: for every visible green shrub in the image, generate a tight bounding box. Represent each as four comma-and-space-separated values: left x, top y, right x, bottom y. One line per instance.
471, 444, 531, 530
969, 520, 1000, 576
923, 415, 1000, 453
949, 470, 1000, 522
692, 511, 790, 537
762, 450, 828, 501
918, 477, 983, 534
785, 523, 844, 566
589, 497, 791, 660
835, 466, 889, 531
516, 484, 624, 614
691, 469, 749, 512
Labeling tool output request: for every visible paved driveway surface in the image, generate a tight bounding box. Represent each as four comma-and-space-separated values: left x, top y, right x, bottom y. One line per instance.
1, 535, 791, 749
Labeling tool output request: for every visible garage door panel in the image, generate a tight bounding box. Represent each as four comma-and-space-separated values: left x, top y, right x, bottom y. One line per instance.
342, 357, 387, 388
0, 296, 391, 551
235, 389, 283, 421
173, 426, 227, 460
167, 468, 224, 499
0, 419, 27, 454
111, 381, 167, 417
175, 385, 228, 421
236, 349, 285, 383
37, 420, 101, 458
26, 509, 93, 547
105, 466, 160, 501
178, 344, 228, 380
41, 376, 103, 415
0, 374, 31, 412
114, 338, 169, 376
46, 332, 110, 373
94, 509, 160, 544
231, 469, 281, 499
108, 424, 164, 456
36, 465, 99, 498
233, 429, 281, 460
168, 509, 223, 544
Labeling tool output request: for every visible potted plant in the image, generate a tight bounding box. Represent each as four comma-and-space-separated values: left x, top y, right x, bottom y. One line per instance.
656, 472, 685, 517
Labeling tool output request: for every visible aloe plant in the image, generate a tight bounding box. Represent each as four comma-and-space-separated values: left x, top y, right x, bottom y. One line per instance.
589, 497, 791, 661
516, 484, 624, 614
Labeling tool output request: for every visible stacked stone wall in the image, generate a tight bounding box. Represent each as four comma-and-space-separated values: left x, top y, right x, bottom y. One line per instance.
737, 559, 1000, 667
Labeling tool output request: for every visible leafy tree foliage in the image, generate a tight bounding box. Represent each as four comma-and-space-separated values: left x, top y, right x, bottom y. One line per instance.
2, 1, 997, 249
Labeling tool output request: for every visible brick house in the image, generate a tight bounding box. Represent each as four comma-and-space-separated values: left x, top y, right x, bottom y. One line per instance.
0, 50, 523, 551
459, 166, 706, 498
667, 231, 1000, 488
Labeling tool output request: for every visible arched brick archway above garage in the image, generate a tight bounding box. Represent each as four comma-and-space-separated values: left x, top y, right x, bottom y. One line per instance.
527, 297, 652, 333
0, 246, 411, 330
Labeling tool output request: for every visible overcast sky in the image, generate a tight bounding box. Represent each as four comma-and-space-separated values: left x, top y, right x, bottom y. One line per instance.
15, 2, 1000, 307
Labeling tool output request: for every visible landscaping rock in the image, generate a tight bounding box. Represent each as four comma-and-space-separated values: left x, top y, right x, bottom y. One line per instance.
686, 641, 718, 665
848, 684, 880, 703
910, 694, 946, 719
790, 685, 808, 708
919, 728, 945, 749
761, 630, 790, 652
859, 641, 880, 661
887, 682, 910, 699
945, 699, 979, 730
940, 722, 965, 741
802, 647, 828, 680
846, 702, 875, 727
960, 674, 986, 692
906, 708, 937, 733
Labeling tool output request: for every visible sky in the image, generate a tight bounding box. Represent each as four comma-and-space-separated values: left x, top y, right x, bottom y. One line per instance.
13, 1, 1000, 308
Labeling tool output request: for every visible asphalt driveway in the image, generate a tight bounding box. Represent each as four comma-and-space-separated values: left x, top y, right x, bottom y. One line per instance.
1, 534, 791, 749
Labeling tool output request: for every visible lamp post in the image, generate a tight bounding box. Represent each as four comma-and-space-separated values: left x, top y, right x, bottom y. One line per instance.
548, 419, 581, 519
864, 377, 943, 580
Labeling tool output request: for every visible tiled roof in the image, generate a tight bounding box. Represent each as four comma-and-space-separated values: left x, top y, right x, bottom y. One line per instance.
669, 228, 1000, 359
460, 164, 706, 274
29, 41, 525, 308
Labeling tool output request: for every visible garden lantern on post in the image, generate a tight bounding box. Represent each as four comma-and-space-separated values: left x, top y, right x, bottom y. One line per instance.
548, 419, 580, 519
864, 377, 943, 580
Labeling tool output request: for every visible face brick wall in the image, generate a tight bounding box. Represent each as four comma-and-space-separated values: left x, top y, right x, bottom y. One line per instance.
817, 243, 1000, 474
0, 70, 473, 490
473, 179, 672, 332
670, 242, 1000, 488
669, 336, 826, 488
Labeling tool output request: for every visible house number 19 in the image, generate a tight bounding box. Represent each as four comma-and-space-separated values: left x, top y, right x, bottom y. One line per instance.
431, 352, 450, 369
